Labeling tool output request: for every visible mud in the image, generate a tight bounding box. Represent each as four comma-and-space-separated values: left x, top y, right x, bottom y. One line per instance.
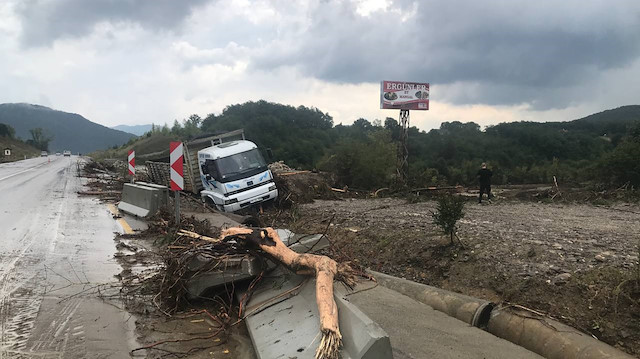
265, 196, 640, 356
0, 156, 140, 358
113, 223, 257, 359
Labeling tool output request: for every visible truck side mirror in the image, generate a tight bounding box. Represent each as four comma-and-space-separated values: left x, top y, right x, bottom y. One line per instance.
266, 148, 273, 160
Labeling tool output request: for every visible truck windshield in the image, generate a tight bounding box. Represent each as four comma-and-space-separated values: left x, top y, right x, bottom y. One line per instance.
215, 149, 267, 183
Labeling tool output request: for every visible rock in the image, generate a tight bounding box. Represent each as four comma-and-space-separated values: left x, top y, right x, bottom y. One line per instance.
552, 243, 563, 250
595, 254, 606, 262
549, 265, 561, 273
553, 273, 572, 285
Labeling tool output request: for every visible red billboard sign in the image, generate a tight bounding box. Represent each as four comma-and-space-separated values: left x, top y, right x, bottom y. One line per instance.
380, 81, 429, 110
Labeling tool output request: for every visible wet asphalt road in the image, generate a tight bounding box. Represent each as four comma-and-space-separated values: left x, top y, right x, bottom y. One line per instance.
0, 157, 137, 358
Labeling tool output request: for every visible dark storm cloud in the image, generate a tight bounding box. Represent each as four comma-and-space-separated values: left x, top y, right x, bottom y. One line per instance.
254, 0, 640, 108
16, 0, 212, 47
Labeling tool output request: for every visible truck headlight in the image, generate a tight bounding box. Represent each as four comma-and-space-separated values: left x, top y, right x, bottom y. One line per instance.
268, 185, 276, 191
224, 198, 238, 205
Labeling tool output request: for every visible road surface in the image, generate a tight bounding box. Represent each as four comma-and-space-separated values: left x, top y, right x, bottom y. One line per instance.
0, 156, 137, 358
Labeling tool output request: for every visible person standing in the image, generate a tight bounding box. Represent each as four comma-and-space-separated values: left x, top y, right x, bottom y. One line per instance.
477, 162, 493, 203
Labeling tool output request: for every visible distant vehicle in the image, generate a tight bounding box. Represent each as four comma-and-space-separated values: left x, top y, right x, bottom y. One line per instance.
63, 150, 71, 157
40, 151, 48, 157
56, 152, 61, 156
197, 140, 277, 212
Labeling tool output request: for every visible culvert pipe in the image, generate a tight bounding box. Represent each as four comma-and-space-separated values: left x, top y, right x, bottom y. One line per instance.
369, 270, 634, 359
487, 305, 635, 359
368, 270, 493, 327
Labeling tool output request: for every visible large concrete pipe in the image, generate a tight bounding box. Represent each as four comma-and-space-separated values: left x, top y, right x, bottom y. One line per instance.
370, 270, 634, 359
368, 270, 493, 327
487, 305, 635, 359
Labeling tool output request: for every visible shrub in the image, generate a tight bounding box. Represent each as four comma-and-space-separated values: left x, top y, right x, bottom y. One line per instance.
432, 194, 466, 245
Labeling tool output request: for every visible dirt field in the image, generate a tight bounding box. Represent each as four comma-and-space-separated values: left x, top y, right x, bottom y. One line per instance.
263, 197, 640, 356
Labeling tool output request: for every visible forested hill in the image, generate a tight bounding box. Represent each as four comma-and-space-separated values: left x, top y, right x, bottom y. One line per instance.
199, 101, 639, 188
0, 103, 135, 153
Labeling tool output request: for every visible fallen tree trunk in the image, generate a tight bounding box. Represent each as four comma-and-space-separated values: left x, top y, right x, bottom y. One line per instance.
220, 227, 351, 359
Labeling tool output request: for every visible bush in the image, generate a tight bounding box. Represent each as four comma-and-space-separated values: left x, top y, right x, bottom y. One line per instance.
432, 194, 466, 244
318, 130, 396, 190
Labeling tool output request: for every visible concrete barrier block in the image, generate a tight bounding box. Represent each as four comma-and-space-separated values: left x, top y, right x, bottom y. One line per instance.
135, 181, 169, 207
118, 183, 163, 217
239, 268, 392, 359
185, 232, 330, 298
186, 255, 267, 298
335, 295, 393, 359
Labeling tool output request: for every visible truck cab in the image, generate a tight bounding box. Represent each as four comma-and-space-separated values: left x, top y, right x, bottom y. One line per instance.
198, 140, 277, 212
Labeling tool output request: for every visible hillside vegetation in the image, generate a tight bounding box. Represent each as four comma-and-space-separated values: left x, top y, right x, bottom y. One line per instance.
201, 101, 640, 189
0, 103, 135, 153
0, 136, 40, 162
103, 101, 640, 191
92, 132, 180, 162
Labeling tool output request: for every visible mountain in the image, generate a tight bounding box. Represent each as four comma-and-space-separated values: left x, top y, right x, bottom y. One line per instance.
111, 124, 152, 136
0, 103, 135, 153
560, 105, 640, 137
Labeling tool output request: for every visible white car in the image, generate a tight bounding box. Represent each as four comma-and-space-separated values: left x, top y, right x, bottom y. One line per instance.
40, 151, 48, 157
63, 150, 71, 157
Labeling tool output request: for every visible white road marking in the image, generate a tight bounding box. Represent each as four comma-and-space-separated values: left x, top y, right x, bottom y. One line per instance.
0, 160, 50, 182
0, 168, 35, 182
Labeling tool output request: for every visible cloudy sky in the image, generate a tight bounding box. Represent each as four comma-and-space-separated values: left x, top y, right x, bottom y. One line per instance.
1, 0, 639, 131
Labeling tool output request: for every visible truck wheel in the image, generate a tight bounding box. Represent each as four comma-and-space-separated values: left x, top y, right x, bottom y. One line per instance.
203, 196, 216, 208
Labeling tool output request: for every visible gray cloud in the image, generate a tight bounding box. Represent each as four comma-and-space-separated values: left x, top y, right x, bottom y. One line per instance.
252, 0, 640, 109
16, 0, 213, 47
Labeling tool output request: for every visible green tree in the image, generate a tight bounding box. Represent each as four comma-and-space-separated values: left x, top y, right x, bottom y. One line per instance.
27, 128, 53, 151
0, 123, 15, 138
319, 130, 396, 189
596, 123, 640, 187
432, 195, 466, 245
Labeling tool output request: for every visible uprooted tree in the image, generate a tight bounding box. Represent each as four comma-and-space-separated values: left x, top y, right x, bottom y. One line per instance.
218, 227, 355, 359
432, 194, 466, 245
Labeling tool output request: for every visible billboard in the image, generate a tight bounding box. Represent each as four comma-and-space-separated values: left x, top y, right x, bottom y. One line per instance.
380, 81, 429, 110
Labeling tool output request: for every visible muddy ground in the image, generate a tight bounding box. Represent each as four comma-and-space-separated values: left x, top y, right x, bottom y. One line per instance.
113, 234, 256, 359
87, 160, 639, 357
80, 160, 256, 358
262, 195, 640, 356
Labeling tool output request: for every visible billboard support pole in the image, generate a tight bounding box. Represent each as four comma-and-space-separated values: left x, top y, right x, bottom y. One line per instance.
396, 109, 410, 186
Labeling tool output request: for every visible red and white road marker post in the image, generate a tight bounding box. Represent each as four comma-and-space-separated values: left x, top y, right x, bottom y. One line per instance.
128, 150, 135, 183
170, 142, 184, 225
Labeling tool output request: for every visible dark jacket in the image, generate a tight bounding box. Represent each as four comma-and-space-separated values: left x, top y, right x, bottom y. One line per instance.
477, 168, 492, 186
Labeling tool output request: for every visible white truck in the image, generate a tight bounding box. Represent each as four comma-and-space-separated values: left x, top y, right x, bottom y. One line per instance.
197, 140, 277, 212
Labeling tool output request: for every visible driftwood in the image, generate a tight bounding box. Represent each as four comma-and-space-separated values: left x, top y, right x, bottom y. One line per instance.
77, 190, 121, 195
551, 176, 562, 200
219, 227, 353, 359
178, 229, 219, 243
278, 170, 312, 176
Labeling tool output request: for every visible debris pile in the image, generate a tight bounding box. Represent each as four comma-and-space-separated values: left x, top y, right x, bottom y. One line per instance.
78, 159, 124, 200
200, 227, 356, 359
268, 161, 338, 207
268, 160, 295, 174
